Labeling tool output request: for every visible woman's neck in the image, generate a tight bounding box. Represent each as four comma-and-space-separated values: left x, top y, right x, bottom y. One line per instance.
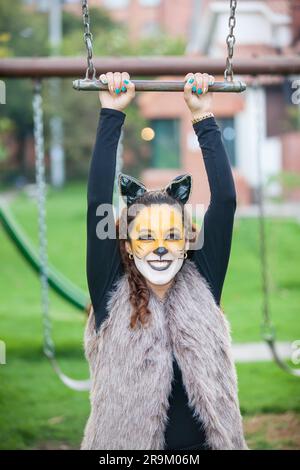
145, 278, 174, 300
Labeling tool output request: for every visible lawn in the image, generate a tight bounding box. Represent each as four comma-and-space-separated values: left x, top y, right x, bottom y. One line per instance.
0, 184, 299, 450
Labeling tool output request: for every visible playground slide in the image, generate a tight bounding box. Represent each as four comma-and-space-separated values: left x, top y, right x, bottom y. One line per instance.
0, 202, 89, 312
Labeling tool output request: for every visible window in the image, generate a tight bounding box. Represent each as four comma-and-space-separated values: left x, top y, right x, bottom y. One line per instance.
216, 117, 236, 167
150, 119, 180, 169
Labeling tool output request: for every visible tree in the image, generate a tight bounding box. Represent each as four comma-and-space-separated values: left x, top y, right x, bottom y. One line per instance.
0, 1, 186, 184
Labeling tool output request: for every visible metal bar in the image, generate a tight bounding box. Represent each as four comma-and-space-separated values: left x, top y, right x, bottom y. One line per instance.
72, 78, 246, 92
1, 56, 300, 78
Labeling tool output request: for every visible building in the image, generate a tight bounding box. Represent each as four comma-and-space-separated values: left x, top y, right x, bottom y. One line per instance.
24, 0, 300, 205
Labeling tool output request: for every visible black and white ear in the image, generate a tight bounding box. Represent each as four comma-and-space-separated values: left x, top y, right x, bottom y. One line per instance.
164, 174, 192, 205
118, 173, 147, 206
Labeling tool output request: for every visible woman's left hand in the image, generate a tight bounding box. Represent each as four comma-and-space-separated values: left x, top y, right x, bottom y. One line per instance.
183, 72, 215, 119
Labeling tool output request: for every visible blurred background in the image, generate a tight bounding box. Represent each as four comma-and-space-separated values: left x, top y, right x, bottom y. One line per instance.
0, 0, 299, 450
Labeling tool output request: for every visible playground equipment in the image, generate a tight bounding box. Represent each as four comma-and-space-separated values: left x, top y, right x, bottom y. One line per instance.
32, 81, 91, 391
1, 0, 300, 389
75, 0, 246, 92
0, 203, 88, 312
253, 80, 300, 378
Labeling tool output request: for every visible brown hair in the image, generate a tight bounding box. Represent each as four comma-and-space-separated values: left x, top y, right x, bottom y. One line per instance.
116, 190, 197, 330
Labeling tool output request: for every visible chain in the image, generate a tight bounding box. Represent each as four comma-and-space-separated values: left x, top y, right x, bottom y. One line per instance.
253, 80, 275, 343
32, 81, 92, 390
32, 80, 55, 360
82, 0, 96, 80
224, 0, 237, 82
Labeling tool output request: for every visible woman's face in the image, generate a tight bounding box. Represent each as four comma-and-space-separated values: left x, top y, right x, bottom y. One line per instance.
126, 204, 187, 285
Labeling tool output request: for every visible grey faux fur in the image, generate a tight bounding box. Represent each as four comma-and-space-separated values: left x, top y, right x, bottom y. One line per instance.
81, 260, 248, 450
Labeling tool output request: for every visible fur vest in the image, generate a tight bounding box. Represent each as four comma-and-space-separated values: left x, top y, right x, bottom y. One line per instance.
81, 260, 247, 450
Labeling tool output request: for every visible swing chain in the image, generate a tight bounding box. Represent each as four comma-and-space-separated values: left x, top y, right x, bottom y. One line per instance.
253, 80, 276, 343
224, 0, 237, 82
32, 80, 55, 360
33, 81, 92, 390
82, 0, 96, 80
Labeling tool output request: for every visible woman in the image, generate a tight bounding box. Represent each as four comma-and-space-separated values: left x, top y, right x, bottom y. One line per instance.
81, 71, 247, 450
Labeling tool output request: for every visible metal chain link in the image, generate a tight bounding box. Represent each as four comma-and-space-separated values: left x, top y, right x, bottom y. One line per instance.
254, 81, 300, 377
32, 81, 92, 390
224, 0, 237, 82
82, 0, 96, 79
253, 80, 275, 342
32, 80, 55, 360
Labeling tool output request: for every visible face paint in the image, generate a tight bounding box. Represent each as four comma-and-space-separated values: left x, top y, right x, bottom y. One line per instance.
128, 204, 186, 285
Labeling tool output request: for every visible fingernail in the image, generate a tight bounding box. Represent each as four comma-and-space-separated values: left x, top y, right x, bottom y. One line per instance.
189, 78, 195, 84
115, 88, 120, 94
121, 86, 127, 92
197, 88, 202, 95
192, 86, 197, 92
124, 80, 129, 84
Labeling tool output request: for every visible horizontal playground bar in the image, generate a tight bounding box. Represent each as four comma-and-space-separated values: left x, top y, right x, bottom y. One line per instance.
1, 56, 300, 78
72, 78, 247, 92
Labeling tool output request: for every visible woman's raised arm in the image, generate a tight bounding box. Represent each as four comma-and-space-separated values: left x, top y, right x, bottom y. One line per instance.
183, 73, 237, 306
86, 72, 135, 330
191, 117, 236, 305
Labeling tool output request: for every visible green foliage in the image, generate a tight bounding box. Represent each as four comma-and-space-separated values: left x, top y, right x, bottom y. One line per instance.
0, 0, 49, 180
0, 0, 49, 58
1, 2, 186, 183
0, 117, 15, 163
284, 105, 300, 132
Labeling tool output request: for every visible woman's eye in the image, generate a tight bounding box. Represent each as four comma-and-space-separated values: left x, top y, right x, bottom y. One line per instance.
165, 233, 181, 240
138, 234, 154, 241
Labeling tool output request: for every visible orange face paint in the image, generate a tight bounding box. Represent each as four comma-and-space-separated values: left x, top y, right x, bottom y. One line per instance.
128, 204, 185, 259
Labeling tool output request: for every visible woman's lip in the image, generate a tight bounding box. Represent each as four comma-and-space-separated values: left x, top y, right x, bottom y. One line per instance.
147, 260, 173, 271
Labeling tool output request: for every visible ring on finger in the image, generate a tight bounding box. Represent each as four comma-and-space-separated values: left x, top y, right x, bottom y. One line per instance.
100, 76, 107, 84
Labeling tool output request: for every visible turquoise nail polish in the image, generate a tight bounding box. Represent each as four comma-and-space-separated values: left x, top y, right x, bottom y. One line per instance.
124, 79, 129, 84
197, 88, 202, 94
115, 88, 120, 94
121, 86, 127, 92
192, 86, 197, 92
189, 78, 194, 84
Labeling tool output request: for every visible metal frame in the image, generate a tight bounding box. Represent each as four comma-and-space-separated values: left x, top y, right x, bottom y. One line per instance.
1, 56, 300, 78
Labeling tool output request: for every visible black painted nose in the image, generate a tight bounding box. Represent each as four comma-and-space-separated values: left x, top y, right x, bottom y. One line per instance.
153, 246, 168, 257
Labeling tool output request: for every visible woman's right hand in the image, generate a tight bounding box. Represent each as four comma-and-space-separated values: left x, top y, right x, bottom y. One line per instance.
98, 72, 135, 112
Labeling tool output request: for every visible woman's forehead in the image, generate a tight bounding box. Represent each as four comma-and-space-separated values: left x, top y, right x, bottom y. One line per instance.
130, 204, 183, 231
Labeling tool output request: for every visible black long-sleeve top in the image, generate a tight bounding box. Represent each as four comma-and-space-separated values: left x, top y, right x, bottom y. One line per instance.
86, 107, 236, 450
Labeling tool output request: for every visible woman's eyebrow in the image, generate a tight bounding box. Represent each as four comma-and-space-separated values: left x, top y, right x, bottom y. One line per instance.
166, 227, 181, 233
138, 229, 154, 235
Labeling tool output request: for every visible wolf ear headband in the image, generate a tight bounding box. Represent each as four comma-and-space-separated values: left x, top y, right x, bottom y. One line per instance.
118, 173, 192, 206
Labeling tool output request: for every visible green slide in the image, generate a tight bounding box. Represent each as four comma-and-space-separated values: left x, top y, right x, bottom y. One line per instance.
0, 203, 89, 312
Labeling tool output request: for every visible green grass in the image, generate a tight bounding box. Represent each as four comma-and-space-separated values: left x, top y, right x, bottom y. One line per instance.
225, 215, 300, 342
0, 183, 300, 449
